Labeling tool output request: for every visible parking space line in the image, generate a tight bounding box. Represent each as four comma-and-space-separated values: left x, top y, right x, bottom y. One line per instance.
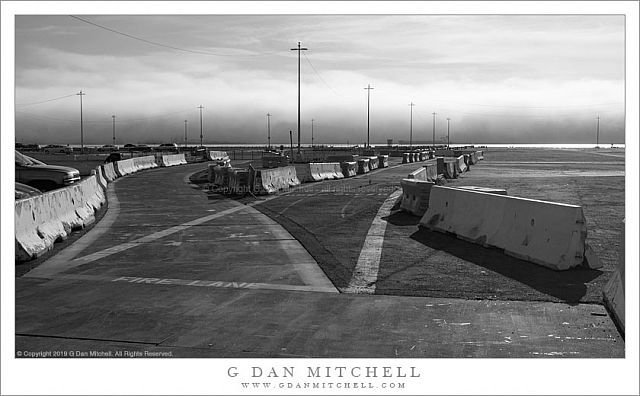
344, 189, 402, 294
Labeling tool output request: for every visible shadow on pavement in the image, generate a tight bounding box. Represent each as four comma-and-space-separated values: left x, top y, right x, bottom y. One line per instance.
409, 227, 602, 304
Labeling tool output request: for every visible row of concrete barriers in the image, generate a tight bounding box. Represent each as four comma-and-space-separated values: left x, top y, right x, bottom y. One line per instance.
399, 151, 601, 272
15, 153, 190, 262
208, 155, 390, 195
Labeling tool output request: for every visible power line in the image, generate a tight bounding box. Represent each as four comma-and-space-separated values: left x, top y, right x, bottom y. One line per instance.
302, 52, 343, 98
69, 15, 277, 58
16, 93, 77, 107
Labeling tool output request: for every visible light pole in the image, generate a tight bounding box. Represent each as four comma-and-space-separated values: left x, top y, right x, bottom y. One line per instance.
112, 115, 116, 146
409, 102, 415, 149
432, 112, 437, 148
364, 84, 374, 147
311, 119, 314, 147
184, 120, 188, 148
77, 90, 85, 151
596, 115, 600, 148
447, 118, 451, 149
267, 113, 272, 150
290, 42, 308, 152
198, 105, 204, 148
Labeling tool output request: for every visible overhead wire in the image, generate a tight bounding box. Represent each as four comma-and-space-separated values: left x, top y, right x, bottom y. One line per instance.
69, 15, 280, 58
16, 93, 77, 107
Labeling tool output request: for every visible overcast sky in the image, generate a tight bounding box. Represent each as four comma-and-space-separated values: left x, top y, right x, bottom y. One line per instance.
14, 14, 625, 145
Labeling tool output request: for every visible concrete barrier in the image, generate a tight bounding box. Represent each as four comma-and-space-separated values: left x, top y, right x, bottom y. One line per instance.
341, 162, 357, 178
400, 179, 435, 216
368, 156, 379, 171
402, 153, 410, 164
420, 186, 589, 270
227, 168, 251, 194
424, 159, 438, 182
476, 150, 484, 161
436, 157, 457, 179
463, 154, 471, 168
255, 166, 300, 194
102, 162, 118, 182
93, 167, 108, 191
212, 165, 232, 187
455, 155, 468, 173
114, 158, 136, 177
378, 155, 389, 168
408, 167, 427, 181
207, 150, 230, 161
295, 163, 343, 183
357, 158, 370, 174
160, 154, 187, 167
603, 220, 625, 334
132, 155, 158, 171
15, 176, 106, 262
409, 153, 415, 163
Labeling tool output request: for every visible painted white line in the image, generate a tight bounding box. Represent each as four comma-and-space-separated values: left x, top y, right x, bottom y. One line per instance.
25, 200, 249, 278
344, 189, 402, 294
27, 273, 337, 293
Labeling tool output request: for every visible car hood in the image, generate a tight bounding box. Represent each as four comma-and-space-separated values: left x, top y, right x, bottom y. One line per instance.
22, 164, 79, 174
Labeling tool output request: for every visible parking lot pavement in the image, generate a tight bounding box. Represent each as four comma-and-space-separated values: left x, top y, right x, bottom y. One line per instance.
15, 157, 624, 357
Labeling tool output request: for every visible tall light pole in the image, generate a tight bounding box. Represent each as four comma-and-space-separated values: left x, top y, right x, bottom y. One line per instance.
432, 112, 437, 148
112, 115, 116, 146
311, 118, 314, 147
198, 105, 204, 147
364, 84, 374, 147
290, 41, 308, 152
267, 113, 272, 150
409, 102, 415, 149
77, 90, 85, 150
184, 120, 188, 148
596, 115, 600, 148
446, 118, 451, 149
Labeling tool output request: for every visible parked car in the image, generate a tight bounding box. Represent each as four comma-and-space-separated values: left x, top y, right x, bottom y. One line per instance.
15, 182, 42, 200
15, 150, 81, 191
43, 144, 73, 154
157, 143, 179, 152
123, 143, 137, 150
99, 144, 119, 152
136, 144, 153, 152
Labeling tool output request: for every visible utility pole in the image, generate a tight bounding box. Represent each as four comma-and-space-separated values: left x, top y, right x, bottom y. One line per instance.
364, 84, 374, 147
596, 115, 600, 148
184, 120, 188, 148
311, 118, 314, 147
112, 115, 116, 146
289, 130, 294, 163
198, 105, 204, 148
446, 118, 451, 149
267, 113, 272, 150
77, 90, 85, 151
409, 102, 415, 149
432, 112, 437, 148
290, 41, 308, 152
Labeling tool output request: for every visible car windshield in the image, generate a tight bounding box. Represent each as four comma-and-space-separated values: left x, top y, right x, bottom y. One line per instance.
15, 151, 45, 166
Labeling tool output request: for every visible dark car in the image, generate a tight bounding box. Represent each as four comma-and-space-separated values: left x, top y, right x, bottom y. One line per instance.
15, 150, 81, 191
104, 152, 122, 163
